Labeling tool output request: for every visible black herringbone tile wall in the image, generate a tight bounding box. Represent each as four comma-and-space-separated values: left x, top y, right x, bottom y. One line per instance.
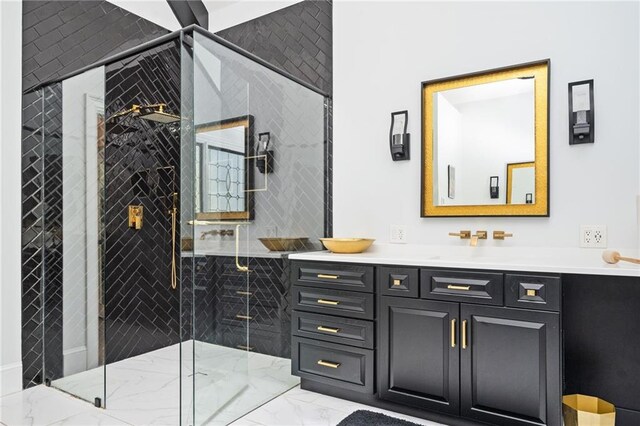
21, 0, 168, 388
103, 41, 182, 363
217, 0, 333, 95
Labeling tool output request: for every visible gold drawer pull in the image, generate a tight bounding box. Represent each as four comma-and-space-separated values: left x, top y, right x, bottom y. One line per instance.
451, 319, 457, 348
236, 291, 252, 296
526, 289, 537, 296
235, 314, 252, 320
237, 345, 254, 351
462, 319, 468, 349
317, 326, 340, 333
317, 360, 340, 369
317, 299, 339, 306
447, 284, 471, 291
393, 279, 402, 286
318, 274, 339, 280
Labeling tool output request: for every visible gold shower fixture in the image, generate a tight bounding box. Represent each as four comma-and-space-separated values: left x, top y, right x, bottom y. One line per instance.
108, 103, 180, 124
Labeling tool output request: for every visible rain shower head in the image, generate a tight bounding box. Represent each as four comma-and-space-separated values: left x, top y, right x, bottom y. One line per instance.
137, 104, 180, 124
107, 103, 180, 126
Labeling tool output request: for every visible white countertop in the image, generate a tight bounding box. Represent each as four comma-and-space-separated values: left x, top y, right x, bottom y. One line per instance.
288, 244, 640, 277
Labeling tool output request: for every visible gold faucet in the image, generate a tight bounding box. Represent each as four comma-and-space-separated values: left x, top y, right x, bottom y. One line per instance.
470, 231, 487, 247
493, 230, 513, 240
449, 230, 471, 240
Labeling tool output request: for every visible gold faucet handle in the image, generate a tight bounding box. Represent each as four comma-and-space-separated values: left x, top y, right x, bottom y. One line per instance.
449, 230, 471, 239
493, 231, 513, 240
128, 206, 143, 230
473, 231, 487, 239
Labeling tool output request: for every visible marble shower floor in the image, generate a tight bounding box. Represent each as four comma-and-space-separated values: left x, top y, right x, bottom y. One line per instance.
0, 384, 444, 426
48, 341, 299, 425
1, 341, 444, 425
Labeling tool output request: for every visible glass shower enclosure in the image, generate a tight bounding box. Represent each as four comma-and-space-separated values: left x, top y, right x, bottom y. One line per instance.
31, 25, 329, 425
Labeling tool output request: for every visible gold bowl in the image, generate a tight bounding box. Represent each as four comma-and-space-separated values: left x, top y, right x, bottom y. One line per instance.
258, 237, 311, 252
319, 238, 375, 254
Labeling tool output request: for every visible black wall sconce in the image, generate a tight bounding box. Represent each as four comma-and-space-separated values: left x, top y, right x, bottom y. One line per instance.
256, 132, 274, 174
490, 176, 499, 199
390, 110, 410, 161
568, 79, 594, 145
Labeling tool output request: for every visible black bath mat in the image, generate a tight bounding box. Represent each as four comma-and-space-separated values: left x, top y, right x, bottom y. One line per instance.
337, 410, 424, 426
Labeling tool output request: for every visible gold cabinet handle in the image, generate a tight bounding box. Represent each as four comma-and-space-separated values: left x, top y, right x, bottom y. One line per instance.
317, 325, 340, 333
462, 319, 468, 349
393, 279, 402, 286
317, 299, 340, 306
447, 284, 471, 291
235, 314, 252, 320
237, 345, 254, 351
317, 360, 340, 369
317, 274, 339, 280
451, 319, 457, 348
236, 291, 252, 296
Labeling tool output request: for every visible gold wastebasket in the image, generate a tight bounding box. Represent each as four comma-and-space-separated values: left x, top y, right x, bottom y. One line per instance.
562, 394, 615, 426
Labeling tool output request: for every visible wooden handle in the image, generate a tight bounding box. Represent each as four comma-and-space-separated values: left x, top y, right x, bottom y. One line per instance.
619, 256, 640, 264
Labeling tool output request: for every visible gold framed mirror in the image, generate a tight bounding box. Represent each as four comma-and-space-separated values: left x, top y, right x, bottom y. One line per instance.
421, 60, 549, 217
195, 115, 254, 221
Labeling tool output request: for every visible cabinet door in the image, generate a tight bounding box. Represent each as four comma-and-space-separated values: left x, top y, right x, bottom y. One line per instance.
378, 297, 459, 415
460, 304, 561, 426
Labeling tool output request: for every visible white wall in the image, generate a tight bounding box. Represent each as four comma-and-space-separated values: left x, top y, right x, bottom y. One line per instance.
333, 1, 640, 249
0, 0, 24, 397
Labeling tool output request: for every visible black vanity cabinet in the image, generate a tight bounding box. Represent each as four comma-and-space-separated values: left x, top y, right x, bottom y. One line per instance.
459, 304, 560, 426
378, 297, 460, 415
292, 260, 562, 426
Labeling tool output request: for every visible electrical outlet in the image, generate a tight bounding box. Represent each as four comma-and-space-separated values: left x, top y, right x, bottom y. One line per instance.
390, 225, 407, 244
580, 225, 607, 248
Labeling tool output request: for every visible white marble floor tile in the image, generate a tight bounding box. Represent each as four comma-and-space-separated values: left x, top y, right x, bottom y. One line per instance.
231, 385, 444, 426
46, 410, 132, 426
0, 385, 94, 426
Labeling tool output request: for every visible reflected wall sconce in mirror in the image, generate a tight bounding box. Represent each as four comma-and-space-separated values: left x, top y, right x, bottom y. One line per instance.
568, 79, 594, 145
490, 176, 499, 199
526, 193, 533, 204
390, 110, 410, 161
256, 132, 274, 174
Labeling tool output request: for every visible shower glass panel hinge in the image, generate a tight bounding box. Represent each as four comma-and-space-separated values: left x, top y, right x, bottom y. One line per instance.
94, 397, 102, 408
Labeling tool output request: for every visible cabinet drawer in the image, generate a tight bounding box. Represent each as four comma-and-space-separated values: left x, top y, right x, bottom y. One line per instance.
293, 287, 374, 320
378, 267, 419, 298
292, 262, 374, 293
505, 274, 560, 312
420, 269, 503, 306
292, 311, 374, 349
292, 337, 374, 393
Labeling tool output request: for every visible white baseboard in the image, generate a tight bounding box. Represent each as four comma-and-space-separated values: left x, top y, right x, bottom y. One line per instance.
0, 362, 23, 396
63, 346, 87, 377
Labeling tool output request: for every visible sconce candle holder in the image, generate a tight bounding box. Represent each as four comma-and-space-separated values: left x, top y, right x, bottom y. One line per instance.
490, 176, 499, 199
390, 110, 410, 161
568, 79, 594, 145
256, 132, 274, 174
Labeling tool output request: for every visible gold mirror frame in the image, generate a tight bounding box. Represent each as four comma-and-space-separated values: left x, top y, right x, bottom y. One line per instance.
506, 161, 535, 205
421, 60, 549, 217
195, 115, 254, 221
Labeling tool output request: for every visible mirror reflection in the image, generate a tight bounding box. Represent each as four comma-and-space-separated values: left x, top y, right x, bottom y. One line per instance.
195, 116, 253, 220
433, 78, 534, 206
